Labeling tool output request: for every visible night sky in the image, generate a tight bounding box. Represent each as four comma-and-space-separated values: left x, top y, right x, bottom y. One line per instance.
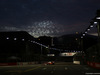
0, 0, 100, 37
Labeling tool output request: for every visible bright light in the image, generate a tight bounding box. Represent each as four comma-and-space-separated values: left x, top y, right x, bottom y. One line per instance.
94, 22, 98, 24
73, 61, 80, 64
14, 38, 17, 40
60, 52, 76, 56
96, 17, 100, 19
83, 34, 85, 36
6, 37, 9, 40
87, 28, 90, 31
90, 25, 93, 28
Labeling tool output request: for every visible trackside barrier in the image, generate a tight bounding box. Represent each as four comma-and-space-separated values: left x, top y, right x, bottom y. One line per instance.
0, 62, 38, 66
0, 63, 8, 66
0, 63, 17, 66
17, 62, 23, 65
87, 61, 100, 69
17, 62, 37, 65
28, 62, 35, 65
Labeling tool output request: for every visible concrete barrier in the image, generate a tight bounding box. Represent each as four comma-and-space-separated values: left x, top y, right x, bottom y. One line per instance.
17, 62, 36, 65
0, 61, 39, 66
87, 61, 100, 69
0, 63, 17, 66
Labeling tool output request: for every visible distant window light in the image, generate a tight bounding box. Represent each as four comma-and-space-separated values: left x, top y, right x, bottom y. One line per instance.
14, 38, 17, 40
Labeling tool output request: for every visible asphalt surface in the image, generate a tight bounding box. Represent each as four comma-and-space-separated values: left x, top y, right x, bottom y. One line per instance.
0, 63, 100, 75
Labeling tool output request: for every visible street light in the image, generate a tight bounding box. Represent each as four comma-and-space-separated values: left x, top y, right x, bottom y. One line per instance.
85, 31, 87, 34
96, 17, 100, 19
6, 37, 9, 40
80, 32, 84, 64
87, 28, 90, 31
83, 33, 85, 36
91, 11, 100, 41
91, 10, 100, 58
